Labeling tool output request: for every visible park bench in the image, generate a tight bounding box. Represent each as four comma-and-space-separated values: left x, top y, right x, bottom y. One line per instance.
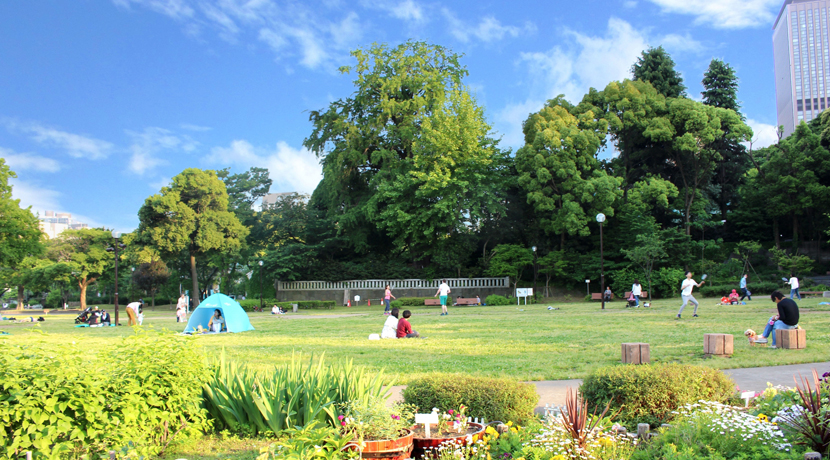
424, 299, 441, 306
624, 291, 648, 299
454, 298, 479, 305
591, 293, 614, 301
799, 291, 827, 297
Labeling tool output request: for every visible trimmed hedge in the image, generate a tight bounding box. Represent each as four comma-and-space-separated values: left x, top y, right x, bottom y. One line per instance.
402, 374, 538, 424
485, 295, 510, 306
580, 363, 735, 429
393, 297, 432, 306
237, 299, 335, 311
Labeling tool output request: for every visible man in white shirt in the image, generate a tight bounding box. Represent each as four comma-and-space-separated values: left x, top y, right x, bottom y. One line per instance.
787, 274, 801, 300
677, 272, 705, 319
435, 279, 451, 316
125, 300, 142, 326
631, 280, 642, 307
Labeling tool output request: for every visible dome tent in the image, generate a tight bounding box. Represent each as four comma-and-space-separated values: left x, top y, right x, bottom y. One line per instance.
183, 293, 254, 333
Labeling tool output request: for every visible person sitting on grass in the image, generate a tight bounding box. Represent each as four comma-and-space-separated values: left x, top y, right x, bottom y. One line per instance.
381, 308, 399, 339
396, 310, 421, 338
208, 309, 225, 333
719, 295, 730, 305
728, 289, 740, 304
100, 309, 111, 326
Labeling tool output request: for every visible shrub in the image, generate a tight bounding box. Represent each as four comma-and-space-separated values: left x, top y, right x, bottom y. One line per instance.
485, 295, 510, 306
651, 267, 686, 298
699, 281, 779, 298
390, 299, 403, 309
402, 374, 538, 424
202, 352, 389, 435
237, 299, 335, 311
580, 363, 735, 429
394, 297, 430, 306
0, 329, 209, 458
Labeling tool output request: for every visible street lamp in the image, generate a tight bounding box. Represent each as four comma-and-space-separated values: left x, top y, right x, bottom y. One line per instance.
105, 230, 126, 325
531, 246, 538, 300
258, 260, 264, 312
596, 213, 606, 310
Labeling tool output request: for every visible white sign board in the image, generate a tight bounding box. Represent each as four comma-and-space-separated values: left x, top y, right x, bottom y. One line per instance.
354, 295, 361, 302
741, 391, 755, 407
415, 413, 439, 437
516, 288, 533, 297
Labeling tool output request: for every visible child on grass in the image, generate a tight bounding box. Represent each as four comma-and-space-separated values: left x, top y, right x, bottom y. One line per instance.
396, 310, 422, 338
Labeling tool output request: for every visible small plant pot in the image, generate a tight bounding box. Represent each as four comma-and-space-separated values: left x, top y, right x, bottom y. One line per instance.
356, 429, 414, 460
412, 422, 485, 459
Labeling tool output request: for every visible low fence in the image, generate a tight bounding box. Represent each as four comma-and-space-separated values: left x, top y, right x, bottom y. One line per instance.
275, 277, 512, 304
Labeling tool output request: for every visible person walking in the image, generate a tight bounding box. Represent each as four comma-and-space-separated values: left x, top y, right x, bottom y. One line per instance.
739, 274, 751, 301
787, 274, 801, 300
435, 279, 451, 316
631, 280, 642, 307
677, 272, 705, 319
383, 285, 396, 315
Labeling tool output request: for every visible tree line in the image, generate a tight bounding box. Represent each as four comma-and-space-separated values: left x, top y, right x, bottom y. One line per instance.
2, 41, 829, 309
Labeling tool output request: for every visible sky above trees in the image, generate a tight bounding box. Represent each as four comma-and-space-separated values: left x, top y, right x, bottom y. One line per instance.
0, 0, 784, 232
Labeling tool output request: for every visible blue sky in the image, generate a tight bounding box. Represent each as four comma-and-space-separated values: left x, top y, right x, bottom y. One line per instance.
1, 0, 783, 233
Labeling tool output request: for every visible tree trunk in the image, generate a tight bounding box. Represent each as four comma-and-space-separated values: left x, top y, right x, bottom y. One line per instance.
560, 233, 565, 251
151, 288, 156, 308
684, 190, 693, 236
774, 219, 780, 249
190, 252, 200, 308
79, 281, 88, 309
792, 213, 799, 251
16, 285, 24, 311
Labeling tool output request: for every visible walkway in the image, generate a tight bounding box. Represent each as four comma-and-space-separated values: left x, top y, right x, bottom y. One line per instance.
388, 361, 830, 414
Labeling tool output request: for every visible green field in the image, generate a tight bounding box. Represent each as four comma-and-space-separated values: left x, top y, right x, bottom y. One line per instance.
2, 297, 828, 383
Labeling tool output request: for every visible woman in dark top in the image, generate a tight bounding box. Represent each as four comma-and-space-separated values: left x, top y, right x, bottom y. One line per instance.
757, 290, 799, 347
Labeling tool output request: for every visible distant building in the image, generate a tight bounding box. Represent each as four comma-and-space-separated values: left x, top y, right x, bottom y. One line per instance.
261, 192, 296, 208
39, 211, 88, 239
773, 0, 830, 137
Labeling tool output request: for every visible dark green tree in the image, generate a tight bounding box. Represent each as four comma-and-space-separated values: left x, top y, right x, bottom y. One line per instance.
701, 59, 741, 112
136, 168, 248, 307
46, 228, 113, 309
132, 260, 170, 307
631, 46, 686, 98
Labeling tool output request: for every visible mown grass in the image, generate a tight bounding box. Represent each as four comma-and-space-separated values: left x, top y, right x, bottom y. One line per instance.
2, 297, 829, 383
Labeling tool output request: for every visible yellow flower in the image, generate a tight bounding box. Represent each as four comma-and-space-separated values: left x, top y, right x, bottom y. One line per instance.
506, 421, 513, 427
757, 414, 769, 423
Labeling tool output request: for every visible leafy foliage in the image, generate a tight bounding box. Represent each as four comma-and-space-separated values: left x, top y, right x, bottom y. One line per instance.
580, 364, 736, 428
0, 329, 209, 459
631, 46, 686, 98
402, 374, 538, 423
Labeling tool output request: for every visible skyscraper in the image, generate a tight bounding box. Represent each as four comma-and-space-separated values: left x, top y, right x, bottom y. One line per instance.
774, 0, 830, 137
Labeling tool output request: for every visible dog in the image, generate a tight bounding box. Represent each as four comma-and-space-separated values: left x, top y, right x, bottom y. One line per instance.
744, 329, 768, 345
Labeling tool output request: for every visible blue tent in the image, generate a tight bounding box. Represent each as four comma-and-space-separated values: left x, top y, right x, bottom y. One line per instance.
183, 293, 254, 333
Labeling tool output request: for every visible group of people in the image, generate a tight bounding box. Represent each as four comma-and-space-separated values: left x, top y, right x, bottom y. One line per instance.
380, 308, 422, 338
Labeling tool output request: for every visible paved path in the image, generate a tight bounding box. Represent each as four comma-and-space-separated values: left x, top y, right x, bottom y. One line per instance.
388, 362, 830, 415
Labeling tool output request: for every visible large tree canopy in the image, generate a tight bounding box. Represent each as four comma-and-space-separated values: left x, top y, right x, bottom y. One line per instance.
304, 41, 506, 262
46, 228, 113, 309
136, 168, 248, 307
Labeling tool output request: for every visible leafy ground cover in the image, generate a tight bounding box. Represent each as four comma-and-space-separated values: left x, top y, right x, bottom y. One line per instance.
2, 297, 829, 383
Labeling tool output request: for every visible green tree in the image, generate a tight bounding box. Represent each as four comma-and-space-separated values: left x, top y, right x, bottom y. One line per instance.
132, 260, 170, 307
621, 232, 667, 301
0, 158, 45, 308
136, 168, 248, 307
486, 244, 533, 292
769, 248, 815, 277
304, 41, 504, 262
631, 46, 686, 98
46, 228, 113, 309
701, 59, 741, 111
515, 96, 622, 249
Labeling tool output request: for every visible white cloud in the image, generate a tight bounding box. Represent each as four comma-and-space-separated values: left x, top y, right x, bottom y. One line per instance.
148, 176, 172, 191
8, 179, 106, 229
206, 139, 322, 194
443, 9, 535, 43
0, 147, 61, 173
111, 0, 194, 19
3, 119, 114, 160
180, 123, 212, 131
623, 0, 638, 8
645, 0, 780, 29
495, 18, 700, 150
745, 118, 779, 150
127, 127, 198, 175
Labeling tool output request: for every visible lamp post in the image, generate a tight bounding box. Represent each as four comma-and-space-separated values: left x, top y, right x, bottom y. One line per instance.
105, 231, 126, 325
258, 260, 264, 312
531, 246, 538, 300
596, 213, 606, 310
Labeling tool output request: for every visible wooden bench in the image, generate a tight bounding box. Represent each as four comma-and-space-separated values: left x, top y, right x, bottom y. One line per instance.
622, 343, 649, 364
799, 291, 824, 297
424, 299, 441, 306
624, 291, 648, 299
454, 298, 479, 305
703, 333, 733, 357
775, 328, 806, 349
591, 293, 614, 301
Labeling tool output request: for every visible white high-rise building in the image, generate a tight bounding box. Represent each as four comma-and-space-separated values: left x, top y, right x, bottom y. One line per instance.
39, 211, 88, 239
774, 0, 830, 137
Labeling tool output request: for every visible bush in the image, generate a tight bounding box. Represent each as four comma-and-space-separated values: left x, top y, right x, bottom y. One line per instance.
0, 329, 209, 458
402, 374, 538, 424
651, 267, 686, 299
699, 281, 779, 298
237, 299, 335, 311
390, 299, 403, 309
394, 297, 430, 306
485, 295, 510, 306
580, 363, 735, 429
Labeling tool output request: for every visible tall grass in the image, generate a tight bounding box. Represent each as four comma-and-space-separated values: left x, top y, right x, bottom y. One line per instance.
202, 351, 390, 435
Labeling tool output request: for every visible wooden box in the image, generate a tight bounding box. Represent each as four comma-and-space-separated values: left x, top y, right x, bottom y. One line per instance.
703, 334, 733, 356
622, 343, 650, 364
775, 328, 806, 349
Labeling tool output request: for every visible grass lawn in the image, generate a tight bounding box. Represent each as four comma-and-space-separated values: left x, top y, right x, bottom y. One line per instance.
2, 296, 829, 383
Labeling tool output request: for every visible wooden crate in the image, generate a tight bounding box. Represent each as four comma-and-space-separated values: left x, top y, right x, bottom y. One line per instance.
775, 328, 806, 349
621, 343, 650, 364
703, 334, 733, 356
